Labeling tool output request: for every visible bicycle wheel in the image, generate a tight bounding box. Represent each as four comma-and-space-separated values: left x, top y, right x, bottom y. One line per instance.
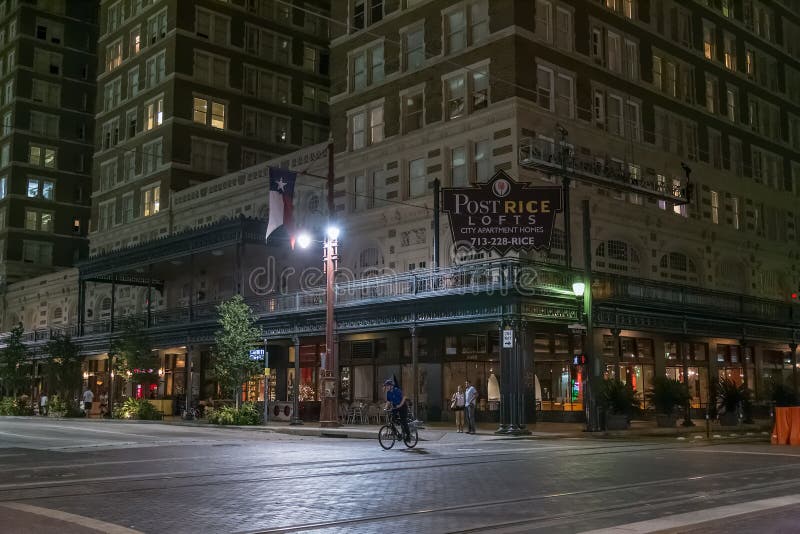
404, 426, 419, 448
378, 425, 396, 450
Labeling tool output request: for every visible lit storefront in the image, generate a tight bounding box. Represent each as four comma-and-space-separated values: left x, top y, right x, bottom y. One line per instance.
536, 333, 583, 412
665, 342, 709, 408
601, 336, 655, 408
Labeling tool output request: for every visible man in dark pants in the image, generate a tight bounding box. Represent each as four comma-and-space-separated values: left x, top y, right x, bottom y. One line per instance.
383, 379, 409, 440
465, 380, 478, 433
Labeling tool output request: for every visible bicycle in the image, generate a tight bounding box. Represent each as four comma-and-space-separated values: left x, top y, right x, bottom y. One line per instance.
378, 409, 419, 449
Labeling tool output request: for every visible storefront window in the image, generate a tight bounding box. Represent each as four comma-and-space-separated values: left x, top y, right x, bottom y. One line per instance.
443, 360, 500, 412
665, 342, 709, 408
760, 350, 792, 394
717, 344, 745, 386
535, 333, 584, 411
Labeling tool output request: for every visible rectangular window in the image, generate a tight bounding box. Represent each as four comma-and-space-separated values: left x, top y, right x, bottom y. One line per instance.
25, 209, 54, 232
625, 100, 640, 140
303, 45, 323, 74
245, 25, 292, 65
402, 91, 423, 133
190, 138, 227, 175
194, 50, 229, 87
99, 160, 118, 190
536, 0, 552, 42
446, 75, 466, 119
127, 67, 139, 98
142, 184, 161, 216
29, 144, 56, 168
607, 32, 622, 73
705, 76, 718, 114
105, 39, 122, 72
97, 201, 114, 231
451, 146, 467, 186
474, 139, 491, 182
709, 129, 722, 169
142, 138, 163, 175
536, 66, 553, 111
727, 87, 738, 122
350, 44, 383, 90
145, 97, 164, 130
130, 26, 141, 56
30, 111, 58, 137
408, 157, 426, 198
147, 8, 168, 44
145, 51, 166, 88
555, 7, 572, 51
608, 94, 623, 136
124, 150, 136, 181
403, 26, 424, 70
729, 137, 743, 176
445, 1, 487, 53
652, 55, 663, 90
555, 73, 573, 118
724, 33, 736, 71
625, 39, 639, 80
352, 173, 368, 211
196, 7, 230, 44
26, 178, 55, 200
703, 22, 716, 60
710, 190, 719, 223
302, 84, 328, 113
244, 65, 291, 104
242, 108, 290, 144
122, 193, 134, 223
22, 240, 53, 265
731, 196, 740, 229
446, 9, 466, 52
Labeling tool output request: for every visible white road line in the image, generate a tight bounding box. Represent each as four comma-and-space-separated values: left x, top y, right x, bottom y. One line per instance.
578, 494, 800, 533
1, 502, 143, 533
687, 448, 800, 458
0, 430, 76, 441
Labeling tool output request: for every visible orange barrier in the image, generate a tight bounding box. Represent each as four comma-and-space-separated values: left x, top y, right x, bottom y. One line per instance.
771, 407, 800, 445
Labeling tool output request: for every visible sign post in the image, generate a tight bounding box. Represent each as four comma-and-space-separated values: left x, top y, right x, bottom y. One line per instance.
502, 328, 514, 349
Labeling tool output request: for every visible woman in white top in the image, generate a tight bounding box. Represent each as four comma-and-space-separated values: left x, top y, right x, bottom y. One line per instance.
451, 385, 466, 433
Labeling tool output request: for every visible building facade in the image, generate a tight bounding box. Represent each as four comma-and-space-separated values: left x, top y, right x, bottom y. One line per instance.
2, 0, 800, 427
91, 0, 330, 255
0, 0, 97, 285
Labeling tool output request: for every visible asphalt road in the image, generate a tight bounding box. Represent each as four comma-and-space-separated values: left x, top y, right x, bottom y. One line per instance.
1, 418, 799, 534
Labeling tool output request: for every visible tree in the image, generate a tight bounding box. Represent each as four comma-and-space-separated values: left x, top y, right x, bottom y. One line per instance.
111, 319, 159, 388
213, 295, 261, 408
44, 333, 83, 403
0, 324, 32, 397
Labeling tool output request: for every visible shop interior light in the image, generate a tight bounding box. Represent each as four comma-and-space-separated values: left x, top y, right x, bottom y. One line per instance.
572, 281, 586, 297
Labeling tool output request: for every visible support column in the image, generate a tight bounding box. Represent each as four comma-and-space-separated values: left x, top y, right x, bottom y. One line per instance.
110, 275, 116, 333
611, 327, 622, 380
496, 321, 509, 434
291, 335, 303, 425
146, 265, 153, 328
523, 322, 537, 425
108, 353, 114, 418
497, 319, 530, 435
189, 254, 195, 322
78, 279, 86, 337
185, 345, 193, 417
411, 326, 418, 418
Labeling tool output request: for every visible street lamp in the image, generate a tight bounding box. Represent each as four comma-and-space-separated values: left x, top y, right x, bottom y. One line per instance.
298, 225, 340, 428
573, 278, 600, 432
572, 282, 586, 298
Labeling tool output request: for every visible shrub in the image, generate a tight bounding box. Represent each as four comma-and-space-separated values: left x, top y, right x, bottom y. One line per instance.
717, 378, 749, 414
48, 396, 84, 418
647, 377, 691, 416
768, 382, 797, 407
207, 403, 261, 426
113, 398, 162, 420
600, 379, 640, 416
0, 396, 34, 416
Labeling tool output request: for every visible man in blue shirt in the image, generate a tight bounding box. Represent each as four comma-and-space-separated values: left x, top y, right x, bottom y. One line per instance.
464, 380, 478, 434
383, 379, 410, 439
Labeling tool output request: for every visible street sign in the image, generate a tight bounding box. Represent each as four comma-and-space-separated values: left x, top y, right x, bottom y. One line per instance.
264, 367, 271, 376
502, 329, 514, 348
249, 348, 265, 360
441, 170, 563, 255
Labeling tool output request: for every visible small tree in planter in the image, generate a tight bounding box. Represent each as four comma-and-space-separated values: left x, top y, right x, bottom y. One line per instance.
213, 295, 261, 409
112, 319, 159, 400
717, 378, 749, 426
44, 333, 84, 415
647, 377, 691, 428
0, 324, 31, 397
600, 379, 639, 430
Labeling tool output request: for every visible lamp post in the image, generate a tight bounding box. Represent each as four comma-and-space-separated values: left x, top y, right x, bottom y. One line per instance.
298, 225, 340, 427
572, 280, 600, 432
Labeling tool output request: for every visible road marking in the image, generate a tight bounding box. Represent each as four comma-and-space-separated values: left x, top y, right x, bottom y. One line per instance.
0, 502, 143, 533
577, 494, 800, 533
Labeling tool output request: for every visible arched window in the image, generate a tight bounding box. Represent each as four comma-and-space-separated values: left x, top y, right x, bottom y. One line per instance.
357, 246, 384, 277
595, 239, 640, 274
99, 297, 112, 319
659, 252, 698, 283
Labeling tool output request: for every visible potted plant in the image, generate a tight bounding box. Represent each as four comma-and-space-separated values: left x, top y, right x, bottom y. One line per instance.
768, 381, 797, 407
647, 377, 690, 428
600, 379, 639, 430
717, 378, 748, 426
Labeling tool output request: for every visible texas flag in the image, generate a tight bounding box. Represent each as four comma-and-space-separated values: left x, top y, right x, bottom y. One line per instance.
265, 167, 297, 244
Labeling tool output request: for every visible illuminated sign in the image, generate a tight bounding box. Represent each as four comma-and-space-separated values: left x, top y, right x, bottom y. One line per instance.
441, 171, 563, 255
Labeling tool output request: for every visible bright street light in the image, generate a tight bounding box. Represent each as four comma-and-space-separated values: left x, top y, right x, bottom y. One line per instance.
297, 232, 312, 249
572, 281, 586, 297
326, 225, 340, 241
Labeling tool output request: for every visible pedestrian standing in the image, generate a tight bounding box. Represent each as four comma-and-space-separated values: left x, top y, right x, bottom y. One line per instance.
451, 385, 465, 433
464, 380, 478, 434
39, 392, 48, 417
82, 388, 94, 416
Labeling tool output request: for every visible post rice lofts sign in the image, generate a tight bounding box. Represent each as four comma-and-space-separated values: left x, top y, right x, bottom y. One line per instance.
442, 171, 563, 255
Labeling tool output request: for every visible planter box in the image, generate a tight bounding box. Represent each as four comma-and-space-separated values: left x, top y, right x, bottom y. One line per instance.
656, 414, 677, 428
606, 413, 629, 430
720, 411, 739, 426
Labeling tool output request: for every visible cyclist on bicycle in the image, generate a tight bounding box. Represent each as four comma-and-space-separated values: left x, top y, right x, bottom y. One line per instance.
383, 378, 410, 440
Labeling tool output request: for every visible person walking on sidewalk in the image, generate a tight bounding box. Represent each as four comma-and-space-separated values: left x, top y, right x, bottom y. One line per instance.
464, 380, 478, 434
39, 392, 48, 417
82, 388, 94, 416
451, 385, 466, 432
